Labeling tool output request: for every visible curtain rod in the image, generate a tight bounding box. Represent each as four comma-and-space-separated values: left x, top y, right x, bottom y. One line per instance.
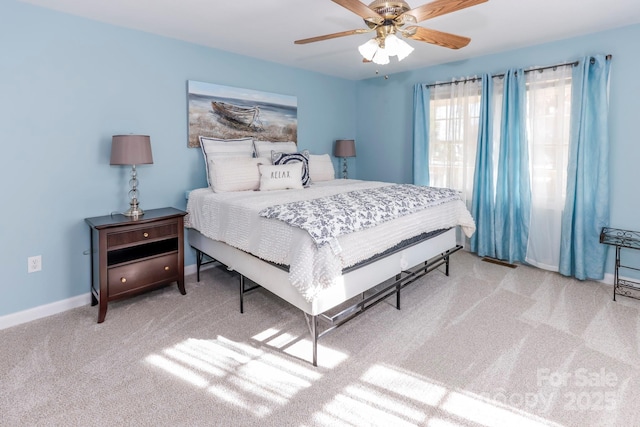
424, 54, 612, 89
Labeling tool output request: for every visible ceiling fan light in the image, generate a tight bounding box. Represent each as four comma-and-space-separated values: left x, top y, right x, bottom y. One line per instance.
358, 39, 379, 61
372, 48, 390, 65
395, 38, 414, 61
384, 34, 401, 57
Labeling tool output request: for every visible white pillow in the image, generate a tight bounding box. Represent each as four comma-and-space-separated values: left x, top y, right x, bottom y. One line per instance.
258, 162, 303, 191
253, 140, 297, 160
199, 136, 254, 186
309, 154, 335, 182
272, 150, 311, 187
208, 157, 269, 193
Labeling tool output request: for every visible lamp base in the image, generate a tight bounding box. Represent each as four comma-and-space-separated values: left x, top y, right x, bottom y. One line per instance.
123, 198, 144, 218
123, 207, 144, 218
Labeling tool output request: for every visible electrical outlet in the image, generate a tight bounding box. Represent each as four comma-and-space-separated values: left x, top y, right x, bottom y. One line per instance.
28, 255, 42, 273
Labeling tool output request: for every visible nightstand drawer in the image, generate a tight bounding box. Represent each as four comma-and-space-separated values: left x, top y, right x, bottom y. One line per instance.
108, 253, 179, 297
107, 222, 178, 248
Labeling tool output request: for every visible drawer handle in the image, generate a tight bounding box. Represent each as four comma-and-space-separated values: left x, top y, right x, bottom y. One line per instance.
164, 266, 170, 271
143, 232, 149, 238
120, 277, 127, 283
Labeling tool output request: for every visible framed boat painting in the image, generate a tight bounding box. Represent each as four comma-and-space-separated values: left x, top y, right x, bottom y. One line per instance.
187, 81, 298, 148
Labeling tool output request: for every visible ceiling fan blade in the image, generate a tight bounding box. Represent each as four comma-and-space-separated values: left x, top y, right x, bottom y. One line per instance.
404, 26, 470, 49
332, 0, 384, 24
294, 29, 370, 45
402, 0, 488, 23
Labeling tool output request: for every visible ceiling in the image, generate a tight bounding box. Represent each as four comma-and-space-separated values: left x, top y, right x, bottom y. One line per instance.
21, 0, 640, 80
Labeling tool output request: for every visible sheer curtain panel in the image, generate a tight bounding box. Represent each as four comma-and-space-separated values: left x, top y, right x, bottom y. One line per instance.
524, 64, 573, 270
427, 78, 482, 207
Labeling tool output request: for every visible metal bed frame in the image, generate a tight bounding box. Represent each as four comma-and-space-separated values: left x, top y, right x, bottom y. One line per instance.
191, 228, 461, 366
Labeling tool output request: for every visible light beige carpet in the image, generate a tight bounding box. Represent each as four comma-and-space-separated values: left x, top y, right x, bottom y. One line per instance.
1, 251, 639, 426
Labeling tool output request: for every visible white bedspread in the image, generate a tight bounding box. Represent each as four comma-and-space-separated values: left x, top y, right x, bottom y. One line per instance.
186, 179, 476, 302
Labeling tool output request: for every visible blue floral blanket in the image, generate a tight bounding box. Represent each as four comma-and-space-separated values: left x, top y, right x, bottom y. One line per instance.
258, 184, 460, 248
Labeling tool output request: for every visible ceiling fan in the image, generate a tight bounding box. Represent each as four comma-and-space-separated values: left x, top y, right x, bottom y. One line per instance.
294, 0, 488, 64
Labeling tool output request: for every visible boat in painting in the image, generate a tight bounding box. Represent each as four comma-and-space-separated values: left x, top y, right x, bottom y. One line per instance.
211, 101, 261, 127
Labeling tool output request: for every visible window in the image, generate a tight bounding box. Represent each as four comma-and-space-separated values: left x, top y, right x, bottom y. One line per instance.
427, 66, 573, 270
428, 79, 482, 209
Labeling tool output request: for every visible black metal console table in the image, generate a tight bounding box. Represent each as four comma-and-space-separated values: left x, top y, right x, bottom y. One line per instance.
600, 227, 640, 301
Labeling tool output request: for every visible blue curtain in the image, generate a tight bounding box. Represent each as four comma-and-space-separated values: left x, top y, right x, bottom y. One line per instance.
470, 74, 496, 257
413, 83, 430, 186
559, 55, 611, 279
494, 69, 531, 263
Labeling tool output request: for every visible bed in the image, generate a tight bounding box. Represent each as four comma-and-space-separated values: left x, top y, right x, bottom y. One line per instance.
186, 137, 476, 366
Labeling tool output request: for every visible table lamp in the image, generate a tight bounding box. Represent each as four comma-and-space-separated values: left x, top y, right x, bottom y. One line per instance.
334, 139, 356, 179
110, 135, 153, 217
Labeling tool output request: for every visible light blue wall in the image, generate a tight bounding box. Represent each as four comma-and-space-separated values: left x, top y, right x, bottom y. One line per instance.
2, 0, 638, 319
355, 24, 640, 277
0, 1, 357, 317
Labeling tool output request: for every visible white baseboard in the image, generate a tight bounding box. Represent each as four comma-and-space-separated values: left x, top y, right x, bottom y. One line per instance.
0, 265, 618, 331
0, 293, 92, 331
0, 262, 213, 331
184, 263, 198, 276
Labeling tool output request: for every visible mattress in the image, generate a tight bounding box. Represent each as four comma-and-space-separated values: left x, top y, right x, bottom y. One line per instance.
186, 179, 476, 301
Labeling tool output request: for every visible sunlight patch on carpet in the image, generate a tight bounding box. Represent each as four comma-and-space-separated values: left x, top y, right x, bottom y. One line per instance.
363, 364, 448, 406
146, 354, 210, 388
442, 390, 561, 427
145, 336, 322, 418
311, 364, 562, 427
252, 327, 348, 369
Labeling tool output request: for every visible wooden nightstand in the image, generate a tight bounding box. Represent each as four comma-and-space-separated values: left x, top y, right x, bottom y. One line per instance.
85, 207, 187, 323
